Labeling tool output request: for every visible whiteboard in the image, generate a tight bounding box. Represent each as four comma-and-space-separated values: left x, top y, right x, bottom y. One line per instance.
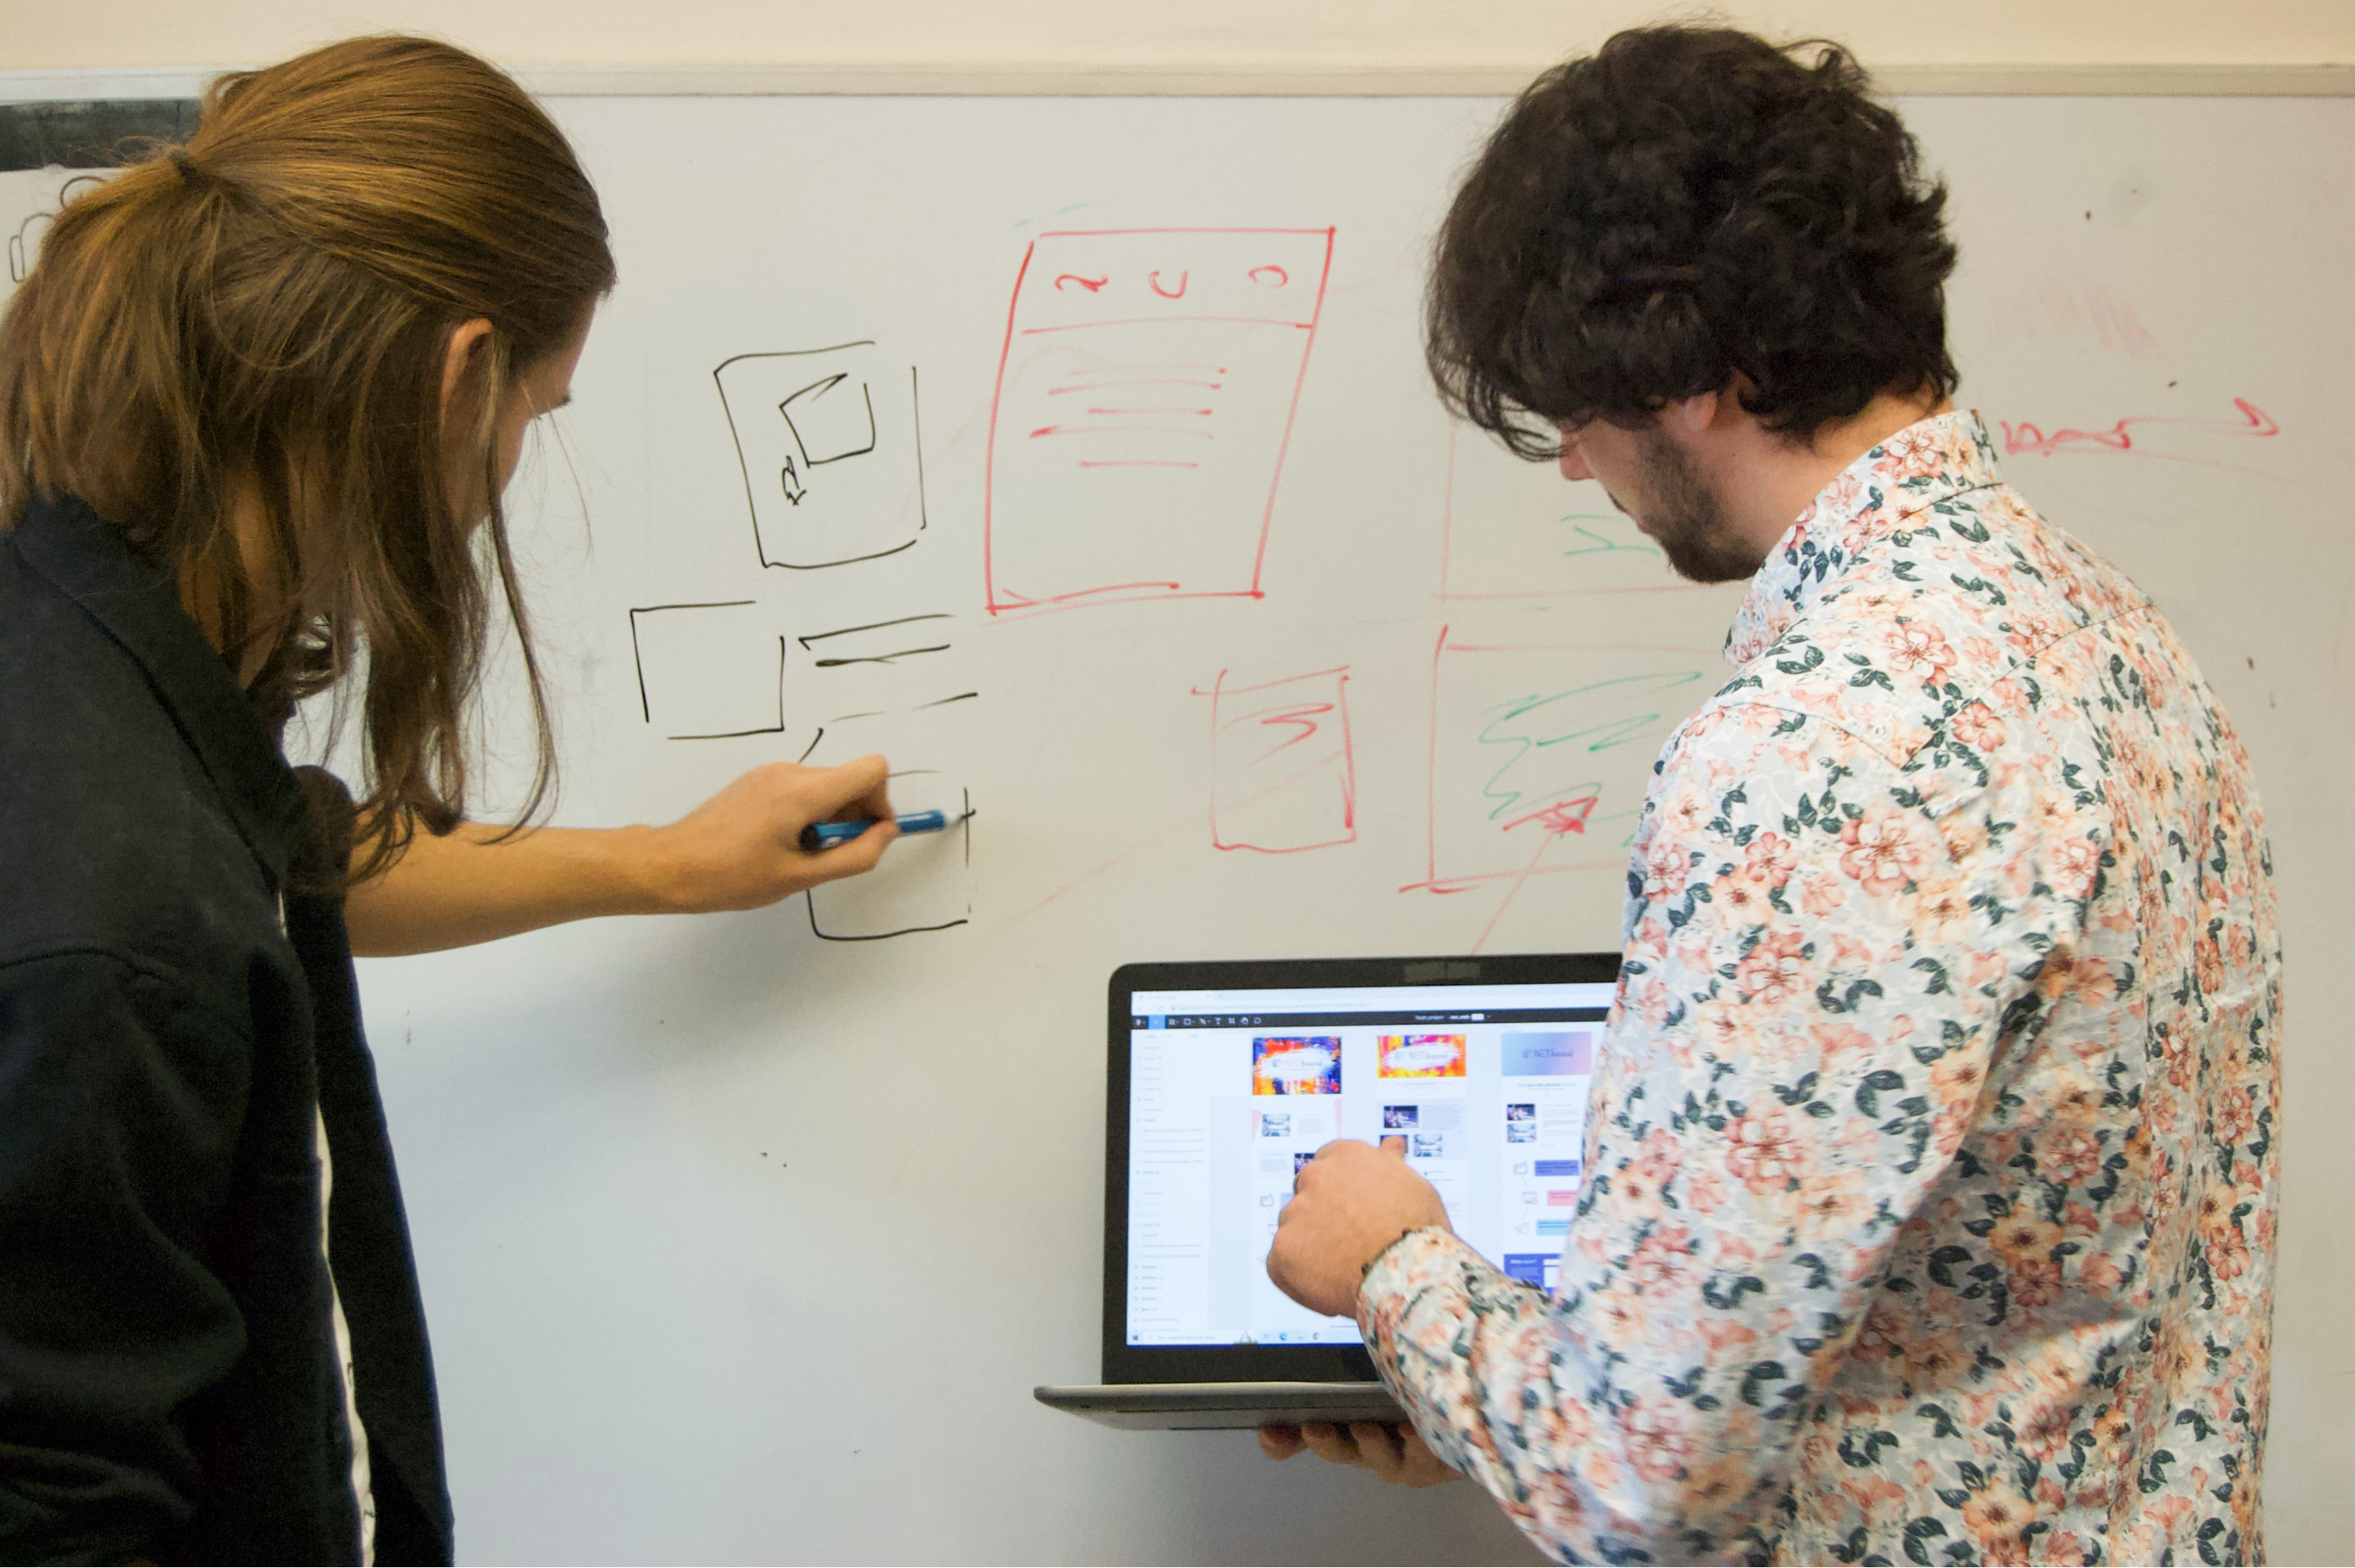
9, 89, 2352, 1563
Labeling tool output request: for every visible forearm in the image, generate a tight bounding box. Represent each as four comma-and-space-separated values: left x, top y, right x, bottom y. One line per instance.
344, 821, 677, 957
342, 756, 896, 957
1360, 1231, 1696, 1563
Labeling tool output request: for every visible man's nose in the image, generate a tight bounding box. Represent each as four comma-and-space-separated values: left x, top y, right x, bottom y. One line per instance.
1558, 442, 1593, 483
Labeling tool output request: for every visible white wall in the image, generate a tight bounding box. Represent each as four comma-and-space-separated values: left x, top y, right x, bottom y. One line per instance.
1, 0, 2350, 72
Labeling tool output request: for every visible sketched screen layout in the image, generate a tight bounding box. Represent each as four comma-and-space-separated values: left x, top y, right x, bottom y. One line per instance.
1123, 979, 1614, 1348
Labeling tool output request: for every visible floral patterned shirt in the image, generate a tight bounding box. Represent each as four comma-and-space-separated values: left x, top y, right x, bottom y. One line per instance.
1359, 411, 2281, 1566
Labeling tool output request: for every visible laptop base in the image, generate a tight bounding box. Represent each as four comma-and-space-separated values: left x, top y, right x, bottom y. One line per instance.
1034, 1381, 1405, 1431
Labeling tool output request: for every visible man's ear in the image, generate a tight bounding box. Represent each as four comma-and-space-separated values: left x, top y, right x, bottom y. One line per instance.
1663, 388, 1722, 439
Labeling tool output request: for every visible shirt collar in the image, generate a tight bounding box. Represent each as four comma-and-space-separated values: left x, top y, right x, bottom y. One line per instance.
9, 492, 313, 884
1725, 409, 2006, 667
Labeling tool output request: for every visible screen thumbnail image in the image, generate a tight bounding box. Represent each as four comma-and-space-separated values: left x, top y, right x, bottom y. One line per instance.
1378, 1034, 1467, 1079
1253, 1035, 1342, 1096
1382, 1104, 1419, 1129
1506, 1103, 1536, 1143
1503, 1030, 1594, 1077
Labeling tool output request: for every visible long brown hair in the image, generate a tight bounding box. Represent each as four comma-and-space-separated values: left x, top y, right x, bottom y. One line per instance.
0, 35, 616, 878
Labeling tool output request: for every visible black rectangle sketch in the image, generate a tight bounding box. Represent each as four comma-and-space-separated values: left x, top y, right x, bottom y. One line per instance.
626, 601, 786, 740
797, 612, 952, 669
798, 695, 976, 942
715, 341, 928, 571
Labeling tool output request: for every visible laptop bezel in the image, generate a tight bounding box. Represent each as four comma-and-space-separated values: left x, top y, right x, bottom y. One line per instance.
1101, 951, 1621, 1386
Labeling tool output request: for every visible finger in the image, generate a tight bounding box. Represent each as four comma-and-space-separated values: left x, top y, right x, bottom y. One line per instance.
1264, 1235, 1294, 1299
1349, 1422, 1405, 1482
1397, 1430, 1461, 1488
1380, 1137, 1409, 1161
801, 753, 893, 820
1297, 1422, 1365, 1468
1258, 1424, 1305, 1460
804, 819, 898, 883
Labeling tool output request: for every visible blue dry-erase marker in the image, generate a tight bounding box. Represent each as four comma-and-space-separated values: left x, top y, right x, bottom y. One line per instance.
798, 809, 954, 852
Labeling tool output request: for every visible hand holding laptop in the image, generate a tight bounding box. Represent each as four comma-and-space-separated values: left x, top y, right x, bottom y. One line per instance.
1265, 1140, 1451, 1317
1258, 1420, 1459, 1488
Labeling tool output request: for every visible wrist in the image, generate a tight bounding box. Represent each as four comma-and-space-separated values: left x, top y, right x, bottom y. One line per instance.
614, 822, 692, 915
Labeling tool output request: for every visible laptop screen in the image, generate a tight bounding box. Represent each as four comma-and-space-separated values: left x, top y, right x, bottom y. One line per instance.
1112, 958, 1616, 1365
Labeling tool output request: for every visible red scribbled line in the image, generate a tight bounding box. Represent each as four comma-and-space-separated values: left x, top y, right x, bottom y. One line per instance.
1028, 424, 1215, 439
1018, 315, 1316, 337
981, 237, 1039, 615
1502, 793, 1601, 836
1034, 226, 1327, 238
991, 579, 1192, 609
1436, 423, 1718, 602
1999, 397, 2279, 458
1472, 793, 1606, 954
984, 227, 1336, 619
1249, 265, 1290, 287
1066, 362, 1229, 376
1149, 270, 1188, 298
1054, 273, 1109, 293
1049, 379, 1225, 394
1400, 626, 1681, 898
1470, 826, 1558, 956
1251, 233, 1336, 604
1194, 666, 1357, 855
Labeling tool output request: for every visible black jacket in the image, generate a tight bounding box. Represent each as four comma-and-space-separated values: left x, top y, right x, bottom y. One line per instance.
0, 494, 453, 1565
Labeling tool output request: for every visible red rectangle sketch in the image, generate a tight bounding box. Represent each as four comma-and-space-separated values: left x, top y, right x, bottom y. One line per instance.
1198, 665, 1355, 855
1411, 627, 1715, 895
1438, 424, 1716, 603
984, 228, 1334, 615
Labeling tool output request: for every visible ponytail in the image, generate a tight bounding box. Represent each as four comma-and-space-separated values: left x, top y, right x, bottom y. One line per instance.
0, 35, 615, 878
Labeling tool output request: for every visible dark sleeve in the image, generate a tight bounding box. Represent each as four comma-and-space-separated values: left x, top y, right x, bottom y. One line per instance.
0, 950, 253, 1564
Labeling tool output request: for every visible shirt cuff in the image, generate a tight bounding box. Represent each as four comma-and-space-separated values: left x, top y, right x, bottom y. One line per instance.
1355, 1227, 1492, 1344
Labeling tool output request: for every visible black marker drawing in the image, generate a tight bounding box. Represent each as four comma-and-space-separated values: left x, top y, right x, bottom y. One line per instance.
788, 607, 979, 941
714, 342, 928, 571
613, 337, 976, 942
8, 173, 106, 285
626, 601, 787, 739
805, 783, 975, 942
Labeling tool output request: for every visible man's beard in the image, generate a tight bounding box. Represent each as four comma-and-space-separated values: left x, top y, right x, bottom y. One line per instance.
1623, 427, 1764, 585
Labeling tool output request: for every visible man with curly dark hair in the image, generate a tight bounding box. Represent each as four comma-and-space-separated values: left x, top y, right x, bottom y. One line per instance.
1262, 25, 2278, 1566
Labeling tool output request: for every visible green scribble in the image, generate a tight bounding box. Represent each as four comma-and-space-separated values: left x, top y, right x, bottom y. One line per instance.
1476, 671, 1706, 823
1010, 201, 1093, 231
1557, 512, 1661, 560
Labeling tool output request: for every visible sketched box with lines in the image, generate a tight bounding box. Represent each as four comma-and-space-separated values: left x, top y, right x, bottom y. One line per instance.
1412, 629, 1712, 895
715, 340, 928, 571
984, 228, 1332, 615
1197, 665, 1356, 855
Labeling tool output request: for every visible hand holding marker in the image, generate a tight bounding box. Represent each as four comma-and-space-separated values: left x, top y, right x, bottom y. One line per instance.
800, 808, 966, 853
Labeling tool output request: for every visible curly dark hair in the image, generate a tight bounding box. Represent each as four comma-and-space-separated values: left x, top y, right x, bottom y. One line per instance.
1428, 26, 1959, 458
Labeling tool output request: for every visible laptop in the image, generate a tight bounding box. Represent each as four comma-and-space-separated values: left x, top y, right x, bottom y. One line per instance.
1035, 951, 1619, 1430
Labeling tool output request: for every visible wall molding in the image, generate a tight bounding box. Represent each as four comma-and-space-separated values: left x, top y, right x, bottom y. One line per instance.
2, 60, 2350, 103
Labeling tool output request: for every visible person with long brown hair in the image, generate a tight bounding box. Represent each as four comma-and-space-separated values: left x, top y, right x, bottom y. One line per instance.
0, 37, 898, 1565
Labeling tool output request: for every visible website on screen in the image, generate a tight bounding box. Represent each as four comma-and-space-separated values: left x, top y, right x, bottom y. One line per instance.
1125, 980, 1614, 1347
